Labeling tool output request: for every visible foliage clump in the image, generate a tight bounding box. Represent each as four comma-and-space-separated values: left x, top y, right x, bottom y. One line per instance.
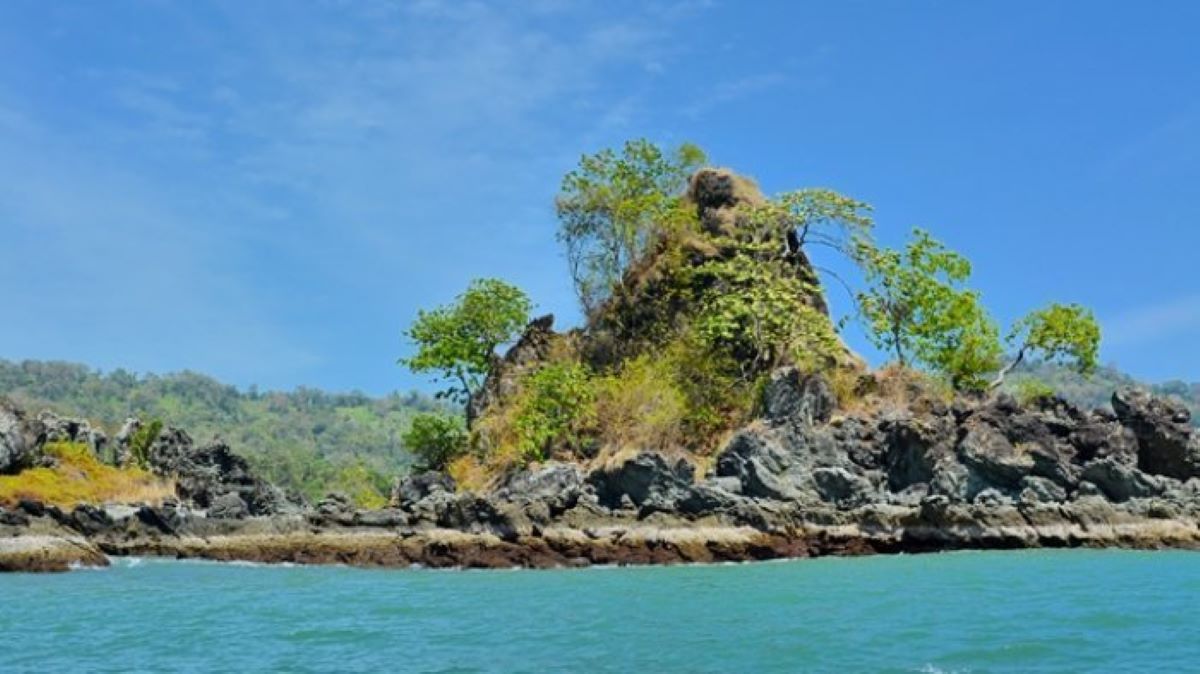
125, 419, 163, 469
403, 413, 468, 472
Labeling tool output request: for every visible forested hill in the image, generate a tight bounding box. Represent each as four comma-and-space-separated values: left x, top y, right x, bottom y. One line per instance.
1011, 363, 1200, 425
0, 359, 443, 504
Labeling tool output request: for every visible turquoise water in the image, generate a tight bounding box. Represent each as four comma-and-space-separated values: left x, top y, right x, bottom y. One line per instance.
1, 550, 1197, 673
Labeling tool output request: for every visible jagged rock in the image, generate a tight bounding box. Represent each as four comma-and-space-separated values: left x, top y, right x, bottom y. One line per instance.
716, 427, 806, 500
149, 432, 285, 516
1019, 476, 1067, 504
587, 451, 695, 511
1081, 457, 1165, 502
1112, 387, 1200, 479
321, 492, 354, 513
391, 472, 456, 508
65, 504, 113, 536
958, 423, 1035, 491
811, 467, 877, 507
209, 492, 250, 519
763, 368, 836, 426
0, 506, 29, 527
973, 488, 1012, 508
114, 417, 142, 466
882, 415, 953, 491
37, 411, 107, 458
0, 398, 43, 474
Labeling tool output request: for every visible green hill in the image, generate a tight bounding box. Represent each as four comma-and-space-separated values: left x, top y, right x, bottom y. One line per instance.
0, 359, 443, 503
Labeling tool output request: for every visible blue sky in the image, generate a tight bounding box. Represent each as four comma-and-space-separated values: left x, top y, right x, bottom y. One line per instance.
1, 1, 1197, 395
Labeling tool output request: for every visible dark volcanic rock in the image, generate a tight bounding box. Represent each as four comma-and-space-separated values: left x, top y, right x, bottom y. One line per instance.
208, 492, 250, 519
469, 314, 557, 425
588, 451, 696, 511
0, 398, 48, 474
148, 430, 288, 516
762, 368, 836, 426
1112, 387, 1200, 480
391, 472, 456, 508
1081, 458, 1166, 502
37, 411, 108, 458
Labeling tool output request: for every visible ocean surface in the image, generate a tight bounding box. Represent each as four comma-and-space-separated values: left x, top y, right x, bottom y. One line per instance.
1, 549, 1197, 673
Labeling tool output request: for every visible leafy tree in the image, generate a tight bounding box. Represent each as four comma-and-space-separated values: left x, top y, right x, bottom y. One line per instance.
400, 278, 532, 408
747, 189, 873, 255
855, 229, 1003, 390
402, 413, 468, 471
991, 303, 1101, 388
556, 139, 706, 313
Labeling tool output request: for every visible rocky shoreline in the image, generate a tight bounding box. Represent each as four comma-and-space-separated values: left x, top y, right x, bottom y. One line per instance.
5, 375, 1200, 572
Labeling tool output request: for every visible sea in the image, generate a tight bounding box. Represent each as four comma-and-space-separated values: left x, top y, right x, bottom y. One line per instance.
1, 549, 1196, 673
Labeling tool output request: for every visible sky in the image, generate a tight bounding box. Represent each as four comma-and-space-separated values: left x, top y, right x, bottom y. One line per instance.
1, 1, 1197, 395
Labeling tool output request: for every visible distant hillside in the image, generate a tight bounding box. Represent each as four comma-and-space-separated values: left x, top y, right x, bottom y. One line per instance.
1010, 362, 1199, 425
0, 359, 444, 503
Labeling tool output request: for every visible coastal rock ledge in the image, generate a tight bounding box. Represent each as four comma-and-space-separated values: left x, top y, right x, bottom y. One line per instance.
5, 381, 1200, 571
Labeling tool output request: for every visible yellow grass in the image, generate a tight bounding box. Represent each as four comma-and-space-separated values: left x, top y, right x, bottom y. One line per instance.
0, 442, 175, 509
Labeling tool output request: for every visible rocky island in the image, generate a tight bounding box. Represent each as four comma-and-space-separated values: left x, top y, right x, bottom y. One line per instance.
4, 144, 1199, 572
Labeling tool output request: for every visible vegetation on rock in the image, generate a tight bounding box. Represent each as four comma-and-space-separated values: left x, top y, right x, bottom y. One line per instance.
398, 138, 1109, 487
0, 442, 174, 509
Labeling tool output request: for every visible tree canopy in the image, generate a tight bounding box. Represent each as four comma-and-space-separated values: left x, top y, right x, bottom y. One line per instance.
400, 278, 532, 407
992, 303, 1101, 388
556, 139, 706, 314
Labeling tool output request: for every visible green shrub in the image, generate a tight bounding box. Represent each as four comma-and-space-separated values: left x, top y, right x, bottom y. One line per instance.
126, 419, 163, 469
1013, 377, 1057, 406
510, 362, 596, 462
402, 413, 468, 471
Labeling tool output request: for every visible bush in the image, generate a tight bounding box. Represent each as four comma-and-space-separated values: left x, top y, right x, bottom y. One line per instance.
402, 413, 468, 471
1012, 377, 1057, 406
507, 362, 596, 462
126, 419, 163, 469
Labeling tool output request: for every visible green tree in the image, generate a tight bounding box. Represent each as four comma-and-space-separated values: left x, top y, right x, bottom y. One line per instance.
402, 413, 468, 472
855, 229, 1003, 390
400, 278, 532, 408
991, 303, 1101, 388
556, 139, 706, 314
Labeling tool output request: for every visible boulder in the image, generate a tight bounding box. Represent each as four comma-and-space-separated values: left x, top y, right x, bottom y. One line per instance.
1112, 388, 1200, 480
1019, 476, 1067, 504
0, 398, 46, 474
762, 368, 835, 426
957, 423, 1034, 491
37, 411, 108, 458
148, 432, 286, 516
391, 471, 456, 508
208, 492, 250, 519
587, 451, 696, 511
1081, 457, 1165, 502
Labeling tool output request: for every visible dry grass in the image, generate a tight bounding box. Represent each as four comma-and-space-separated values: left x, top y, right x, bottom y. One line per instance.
0, 442, 175, 509
594, 354, 687, 453
447, 455, 494, 493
